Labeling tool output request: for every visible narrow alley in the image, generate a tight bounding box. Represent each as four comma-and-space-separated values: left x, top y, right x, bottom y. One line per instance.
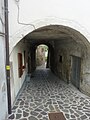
1, 1, 90, 120
8, 68, 90, 120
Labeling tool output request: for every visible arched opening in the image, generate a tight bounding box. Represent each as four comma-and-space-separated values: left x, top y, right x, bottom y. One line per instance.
9, 24, 90, 119
10, 25, 90, 88
11, 25, 90, 91
36, 44, 48, 69
27, 41, 54, 75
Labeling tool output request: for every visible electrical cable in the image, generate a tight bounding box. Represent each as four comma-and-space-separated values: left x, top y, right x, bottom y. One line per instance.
0, 16, 4, 25
0, 15, 5, 36
0, 18, 5, 36
15, 0, 35, 29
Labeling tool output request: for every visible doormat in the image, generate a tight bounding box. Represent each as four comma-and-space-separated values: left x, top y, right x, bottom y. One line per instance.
48, 112, 66, 120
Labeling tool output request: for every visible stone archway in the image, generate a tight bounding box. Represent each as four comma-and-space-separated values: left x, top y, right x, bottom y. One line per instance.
28, 42, 55, 74
10, 19, 90, 96
9, 17, 90, 53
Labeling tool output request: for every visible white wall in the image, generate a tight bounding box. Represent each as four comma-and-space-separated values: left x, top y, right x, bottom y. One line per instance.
19, 0, 90, 32
9, 0, 90, 53
0, 0, 8, 119
10, 40, 29, 104
0, 36, 8, 120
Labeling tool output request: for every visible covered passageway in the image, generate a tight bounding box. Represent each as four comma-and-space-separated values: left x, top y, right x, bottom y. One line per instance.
8, 25, 90, 119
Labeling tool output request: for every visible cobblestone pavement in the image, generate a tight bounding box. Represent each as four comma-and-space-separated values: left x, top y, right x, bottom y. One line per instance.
8, 69, 90, 120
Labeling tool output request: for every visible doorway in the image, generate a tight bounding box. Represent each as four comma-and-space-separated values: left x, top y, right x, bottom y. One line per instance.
36, 44, 48, 69
71, 56, 81, 89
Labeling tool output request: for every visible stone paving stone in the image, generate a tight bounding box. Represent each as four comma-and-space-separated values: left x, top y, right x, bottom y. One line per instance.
30, 111, 39, 116
12, 106, 18, 110
43, 117, 48, 120
75, 110, 83, 115
44, 108, 49, 112
16, 114, 22, 119
17, 109, 22, 113
77, 118, 81, 120
15, 101, 19, 105
34, 108, 42, 112
20, 101, 24, 105
8, 114, 15, 119
28, 116, 38, 120
74, 112, 79, 117
69, 118, 76, 120
40, 111, 47, 115
20, 118, 27, 120
49, 105, 54, 111
71, 114, 76, 119
37, 114, 42, 118
69, 109, 74, 114
65, 113, 69, 119
23, 111, 29, 117
7, 69, 90, 120
85, 112, 90, 116
80, 114, 88, 120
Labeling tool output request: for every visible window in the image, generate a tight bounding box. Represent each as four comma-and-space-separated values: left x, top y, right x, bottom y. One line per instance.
18, 53, 23, 77
59, 55, 62, 63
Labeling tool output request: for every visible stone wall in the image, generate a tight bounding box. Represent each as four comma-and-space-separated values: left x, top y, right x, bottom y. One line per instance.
36, 45, 46, 66
52, 39, 90, 96
80, 49, 90, 96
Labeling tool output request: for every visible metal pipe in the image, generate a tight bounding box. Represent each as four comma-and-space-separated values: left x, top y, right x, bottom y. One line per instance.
4, 0, 12, 114
0, 32, 5, 36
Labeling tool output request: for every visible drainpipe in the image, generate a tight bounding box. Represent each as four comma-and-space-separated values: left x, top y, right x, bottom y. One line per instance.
4, 0, 11, 114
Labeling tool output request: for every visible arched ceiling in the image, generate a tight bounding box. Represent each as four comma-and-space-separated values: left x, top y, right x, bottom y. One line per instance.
23, 25, 90, 49
24, 25, 71, 42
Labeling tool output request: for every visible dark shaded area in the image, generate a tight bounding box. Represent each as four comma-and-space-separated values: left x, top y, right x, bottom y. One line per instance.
28, 42, 55, 75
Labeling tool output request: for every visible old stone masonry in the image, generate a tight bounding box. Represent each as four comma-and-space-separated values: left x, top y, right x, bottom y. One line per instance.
8, 69, 90, 120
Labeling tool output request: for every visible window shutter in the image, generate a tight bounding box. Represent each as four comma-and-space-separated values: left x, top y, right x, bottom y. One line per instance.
18, 53, 23, 77
24, 51, 26, 68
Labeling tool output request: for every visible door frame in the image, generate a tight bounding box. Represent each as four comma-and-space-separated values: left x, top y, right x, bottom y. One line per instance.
70, 55, 81, 89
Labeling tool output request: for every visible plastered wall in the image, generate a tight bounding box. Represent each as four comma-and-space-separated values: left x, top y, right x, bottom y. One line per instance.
10, 40, 29, 104
53, 39, 90, 96
0, 36, 8, 120
0, 0, 8, 119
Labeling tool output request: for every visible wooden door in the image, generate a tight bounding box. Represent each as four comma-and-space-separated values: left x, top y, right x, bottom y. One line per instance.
71, 56, 81, 89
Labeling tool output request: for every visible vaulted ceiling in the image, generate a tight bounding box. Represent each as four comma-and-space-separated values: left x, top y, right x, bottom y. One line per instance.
23, 25, 89, 49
